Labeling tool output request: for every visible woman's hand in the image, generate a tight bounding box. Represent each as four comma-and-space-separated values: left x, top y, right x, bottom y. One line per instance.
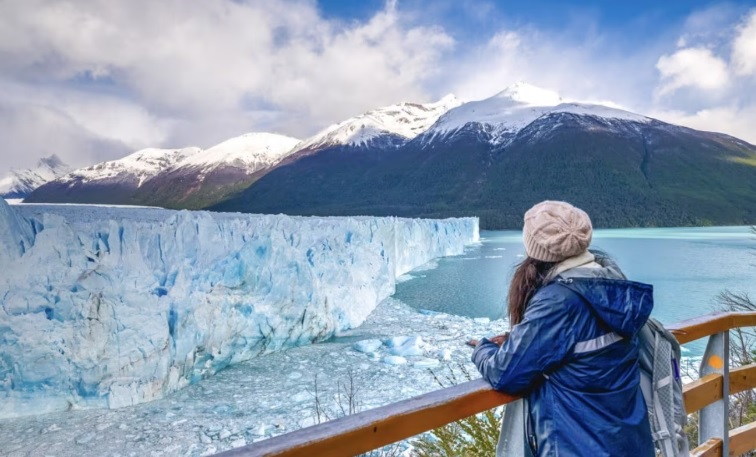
488, 333, 509, 346
466, 333, 509, 347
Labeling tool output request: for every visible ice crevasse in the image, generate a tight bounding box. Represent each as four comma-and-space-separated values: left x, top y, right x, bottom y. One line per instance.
0, 199, 478, 418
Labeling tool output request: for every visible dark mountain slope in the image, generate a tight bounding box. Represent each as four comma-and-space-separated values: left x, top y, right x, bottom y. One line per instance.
211, 113, 756, 229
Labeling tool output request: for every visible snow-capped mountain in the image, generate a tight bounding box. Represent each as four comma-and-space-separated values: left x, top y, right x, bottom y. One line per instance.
293, 94, 462, 152
174, 132, 299, 174
26, 133, 301, 208
0, 155, 71, 200
213, 82, 756, 229
59, 147, 202, 187
26, 95, 462, 207
131, 133, 300, 209
424, 82, 650, 145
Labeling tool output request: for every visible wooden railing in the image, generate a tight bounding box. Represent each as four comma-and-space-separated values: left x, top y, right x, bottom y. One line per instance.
216, 311, 756, 457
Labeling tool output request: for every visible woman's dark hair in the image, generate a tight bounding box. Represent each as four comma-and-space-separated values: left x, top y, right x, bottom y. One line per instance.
508, 257, 557, 327
507, 248, 611, 327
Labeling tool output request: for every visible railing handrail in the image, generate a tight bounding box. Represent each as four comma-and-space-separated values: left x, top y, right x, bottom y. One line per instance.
216, 311, 756, 457
217, 378, 515, 457
667, 311, 756, 344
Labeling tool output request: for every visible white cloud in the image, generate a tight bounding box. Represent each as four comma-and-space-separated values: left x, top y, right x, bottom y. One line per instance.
655, 47, 730, 96
0, 0, 453, 174
732, 11, 756, 76
0, 101, 130, 171
443, 25, 661, 114
1, 1, 755, 177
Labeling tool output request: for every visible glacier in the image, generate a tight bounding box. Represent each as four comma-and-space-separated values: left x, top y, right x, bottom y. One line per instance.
0, 199, 478, 419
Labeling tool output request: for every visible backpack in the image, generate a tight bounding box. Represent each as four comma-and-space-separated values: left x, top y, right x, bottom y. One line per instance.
638, 317, 690, 457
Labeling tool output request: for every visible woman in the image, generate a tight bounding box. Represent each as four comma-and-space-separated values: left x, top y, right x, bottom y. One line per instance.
472, 201, 655, 456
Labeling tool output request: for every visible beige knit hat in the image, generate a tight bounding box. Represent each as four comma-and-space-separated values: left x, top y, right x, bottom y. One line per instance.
523, 201, 593, 262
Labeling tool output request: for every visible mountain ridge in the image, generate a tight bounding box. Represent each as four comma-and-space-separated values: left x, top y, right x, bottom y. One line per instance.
210, 88, 756, 229
27, 95, 463, 207
24, 83, 756, 228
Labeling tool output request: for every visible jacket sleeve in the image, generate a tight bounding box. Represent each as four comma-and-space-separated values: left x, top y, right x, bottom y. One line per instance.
471, 286, 578, 394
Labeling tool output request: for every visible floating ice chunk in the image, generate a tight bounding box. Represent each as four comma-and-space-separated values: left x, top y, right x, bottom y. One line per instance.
386, 336, 425, 356
231, 438, 246, 448
288, 371, 303, 380
382, 355, 408, 365
383, 336, 406, 348
353, 339, 383, 353
438, 349, 452, 361
396, 274, 415, 283
390, 345, 424, 357
413, 358, 440, 368
473, 317, 491, 324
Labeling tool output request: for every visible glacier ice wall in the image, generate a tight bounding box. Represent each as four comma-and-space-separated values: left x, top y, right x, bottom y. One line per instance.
0, 200, 478, 418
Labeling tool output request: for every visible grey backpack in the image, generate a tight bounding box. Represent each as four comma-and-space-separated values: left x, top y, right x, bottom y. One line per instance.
638, 318, 690, 457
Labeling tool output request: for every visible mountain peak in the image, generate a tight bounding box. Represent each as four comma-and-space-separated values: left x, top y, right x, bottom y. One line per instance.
177, 132, 300, 170
293, 95, 463, 152
37, 154, 66, 170
428, 82, 650, 142
493, 82, 563, 107
427, 94, 461, 108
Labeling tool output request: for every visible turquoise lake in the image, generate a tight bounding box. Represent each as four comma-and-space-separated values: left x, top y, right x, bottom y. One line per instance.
394, 226, 756, 358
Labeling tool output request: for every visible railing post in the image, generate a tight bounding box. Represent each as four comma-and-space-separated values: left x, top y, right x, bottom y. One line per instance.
699, 331, 729, 455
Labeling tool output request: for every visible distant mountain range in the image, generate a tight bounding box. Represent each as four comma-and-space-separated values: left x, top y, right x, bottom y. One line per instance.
0, 155, 71, 199
24, 82, 756, 228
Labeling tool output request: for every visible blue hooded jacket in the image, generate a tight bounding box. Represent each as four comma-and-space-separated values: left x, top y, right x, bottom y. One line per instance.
472, 260, 655, 456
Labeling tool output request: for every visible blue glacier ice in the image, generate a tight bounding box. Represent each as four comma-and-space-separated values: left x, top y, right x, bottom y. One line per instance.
0, 200, 478, 418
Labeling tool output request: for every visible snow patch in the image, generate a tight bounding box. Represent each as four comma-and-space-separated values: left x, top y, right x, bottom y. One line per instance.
294, 95, 462, 151
427, 82, 652, 145
176, 133, 299, 172
352, 339, 383, 353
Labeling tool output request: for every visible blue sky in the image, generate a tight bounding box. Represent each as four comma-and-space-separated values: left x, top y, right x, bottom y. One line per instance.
318, 1, 750, 45
0, 0, 755, 174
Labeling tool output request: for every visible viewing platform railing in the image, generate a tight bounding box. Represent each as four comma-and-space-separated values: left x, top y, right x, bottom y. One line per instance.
215, 311, 756, 457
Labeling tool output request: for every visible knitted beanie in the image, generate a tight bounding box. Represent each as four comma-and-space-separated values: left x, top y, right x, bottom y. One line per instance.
522, 201, 593, 262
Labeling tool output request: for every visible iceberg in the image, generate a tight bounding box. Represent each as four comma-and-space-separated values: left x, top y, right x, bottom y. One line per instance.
0, 200, 478, 418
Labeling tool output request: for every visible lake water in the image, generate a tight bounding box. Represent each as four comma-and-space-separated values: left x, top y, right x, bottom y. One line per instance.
395, 226, 756, 357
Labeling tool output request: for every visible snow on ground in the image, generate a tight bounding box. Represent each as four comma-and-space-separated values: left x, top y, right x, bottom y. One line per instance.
293, 94, 462, 151
173, 133, 300, 171
60, 147, 202, 186
427, 82, 651, 144
0, 298, 507, 457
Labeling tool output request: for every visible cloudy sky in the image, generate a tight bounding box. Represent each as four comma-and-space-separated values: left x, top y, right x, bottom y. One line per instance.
1, 0, 755, 174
